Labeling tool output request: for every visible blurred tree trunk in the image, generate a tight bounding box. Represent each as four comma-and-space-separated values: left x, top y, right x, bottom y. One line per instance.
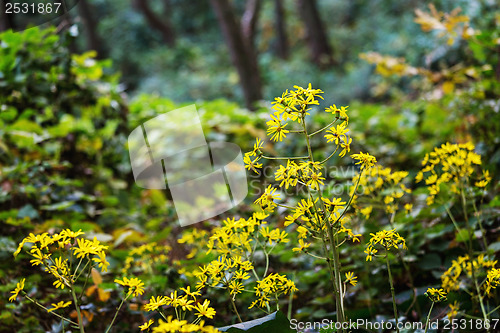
274, 0, 289, 59
296, 0, 334, 67
78, 0, 105, 58
133, 0, 176, 47
210, 0, 262, 110
0, 0, 14, 31
241, 0, 261, 49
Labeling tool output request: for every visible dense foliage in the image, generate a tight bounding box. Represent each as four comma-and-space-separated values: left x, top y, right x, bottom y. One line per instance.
1, 2, 500, 333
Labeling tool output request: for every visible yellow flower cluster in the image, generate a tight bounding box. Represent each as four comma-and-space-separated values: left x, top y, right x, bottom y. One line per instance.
441, 254, 498, 295
250, 273, 298, 309
195, 255, 253, 296
178, 228, 210, 259
122, 242, 172, 275
352, 166, 411, 216
365, 229, 406, 261
143, 287, 215, 319
275, 160, 326, 190
416, 142, 485, 205
447, 301, 460, 319
243, 138, 264, 174
425, 287, 447, 303
414, 4, 472, 45
151, 315, 219, 333
12, 229, 109, 291
485, 268, 500, 296
271, 84, 324, 128
254, 185, 281, 211
359, 52, 421, 77
114, 276, 145, 297
351, 152, 377, 171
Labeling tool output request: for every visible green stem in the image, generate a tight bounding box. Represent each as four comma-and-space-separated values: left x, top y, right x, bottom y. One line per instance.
105, 296, 127, 333
385, 251, 400, 333
287, 272, 295, 321
444, 205, 467, 250
471, 194, 489, 252
24, 293, 79, 327
473, 270, 490, 332
319, 146, 339, 164
308, 118, 338, 137
487, 304, 500, 316
261, 155, 308, 160
79, 264, 94, 300
230, 297, 243, 323
302, 115, 345, 331
424, 302, 434, 333
460, 187, 490, 331
71, 287, 85, 333
388, 212, 421, 318
72, 257, 84, 281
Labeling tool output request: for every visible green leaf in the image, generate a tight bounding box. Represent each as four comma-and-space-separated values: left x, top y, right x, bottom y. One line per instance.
419, 253, 442, 270
455, 229, 471, 243
488, 242, 500, 253
17, 204, 39, 219
41, 201, 75, 211
218, 311, 294, 333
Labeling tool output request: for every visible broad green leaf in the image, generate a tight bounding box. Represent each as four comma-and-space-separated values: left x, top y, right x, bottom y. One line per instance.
218, 311, 294, 333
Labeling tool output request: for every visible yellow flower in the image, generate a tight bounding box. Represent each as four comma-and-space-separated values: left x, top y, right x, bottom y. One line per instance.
360, 206, 372, 219
9, 278, 25, 302
425, 287, 447, 302
229, 280, 244, 295
254, 185, 280, 211
325, 122, 349, 145
60, 229, 85, 239
368, 229, 407, 251
447, 301, 460, 319
306, 172, 325, 190
244, 153, 263, 174
92, 251, 110, 272
266, 112, 290, 142
364, 246, 378, 261
292, 239, 311, 252
176, 296, 194, 311
351, 152, 377, 170
114, 276, 145, 297
151, 316, 219, 333
339, 137, 352, 157
139, 319, 154, 331
180, 286, 201, 299
194, 299, 216, 319
72, 237, 108, 258
325, 104, 349, 123
485, 268, 500, 296
345, 272, 357, 286
404, 203, 413, 214
47, 301, 72, 312
144, 296, 168, 311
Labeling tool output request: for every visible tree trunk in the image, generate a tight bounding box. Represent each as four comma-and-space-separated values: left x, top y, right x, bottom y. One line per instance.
297, 0, 334, 67
78, 0, 105, 58
133, 0, 176, 47
274, 0, 289, 59
241, 0, 261, 50
210, 0, 262, 110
